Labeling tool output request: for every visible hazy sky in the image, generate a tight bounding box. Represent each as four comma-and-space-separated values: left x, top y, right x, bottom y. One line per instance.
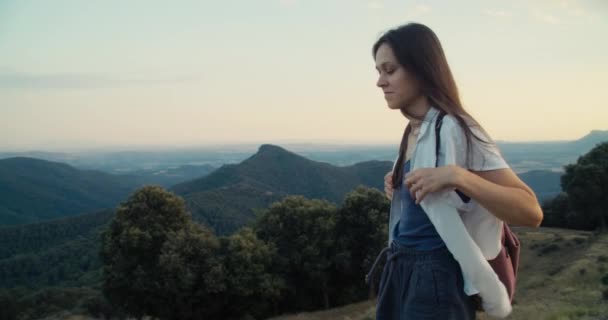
1, 0, 607, 151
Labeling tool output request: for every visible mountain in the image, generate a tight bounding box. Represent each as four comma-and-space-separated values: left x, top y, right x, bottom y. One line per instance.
2, 130, 605, 174
172, 144, 567, 234
496, 130, 608, 152
497, 130, 608, 173
0, 149, 249, 174
570, 130, 608, 153
172, 144, 393, 234
0, 143, 566, 231
0, 157, 141, 225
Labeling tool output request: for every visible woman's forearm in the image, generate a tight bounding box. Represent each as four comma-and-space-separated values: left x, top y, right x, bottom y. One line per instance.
452, 166, 543, 227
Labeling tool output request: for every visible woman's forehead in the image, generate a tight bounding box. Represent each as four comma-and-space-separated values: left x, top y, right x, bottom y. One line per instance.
375, 44, 397, 63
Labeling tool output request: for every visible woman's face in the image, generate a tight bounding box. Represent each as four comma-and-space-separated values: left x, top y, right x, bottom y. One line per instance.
375, 43, 421, 110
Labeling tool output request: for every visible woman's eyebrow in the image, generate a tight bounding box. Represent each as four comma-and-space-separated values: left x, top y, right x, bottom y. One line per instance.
375, 62, 392, 70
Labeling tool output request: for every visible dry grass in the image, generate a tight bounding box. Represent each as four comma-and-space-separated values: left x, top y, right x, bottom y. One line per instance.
268, 300, 376, 320
272, 227, 608, 320
503, 227, 608, 320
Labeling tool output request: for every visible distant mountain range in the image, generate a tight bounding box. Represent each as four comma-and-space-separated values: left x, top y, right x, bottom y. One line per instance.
0, 149, 244, 173
0, 141, 571, 229
0, 145, 394, 231
497, 130, 608, 172
498, 130, 608, 154
2, 130, 606, 173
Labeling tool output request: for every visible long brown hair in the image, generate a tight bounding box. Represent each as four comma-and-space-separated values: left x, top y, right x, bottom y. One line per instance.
372, 23, 487, 189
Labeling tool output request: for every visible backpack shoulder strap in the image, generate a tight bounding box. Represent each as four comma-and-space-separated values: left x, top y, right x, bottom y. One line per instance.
434, 111, 446, 168
435, 111, 471, 203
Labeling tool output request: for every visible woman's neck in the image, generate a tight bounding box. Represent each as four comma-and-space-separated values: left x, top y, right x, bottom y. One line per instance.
403, 95, 430, 131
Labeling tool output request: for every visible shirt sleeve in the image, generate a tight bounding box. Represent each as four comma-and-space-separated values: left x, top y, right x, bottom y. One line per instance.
437, 116, 509, 211
439, 116, 509, 172
469, 126, 509, 171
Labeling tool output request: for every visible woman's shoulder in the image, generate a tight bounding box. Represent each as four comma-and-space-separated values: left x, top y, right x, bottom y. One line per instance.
440, 113, 495, 145
437, 113, 467, 144
441, 113, 480, 133
440, 113, 509, 171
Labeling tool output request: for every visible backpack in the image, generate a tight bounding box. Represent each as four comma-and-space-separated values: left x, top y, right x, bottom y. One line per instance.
434, 112, 520, 309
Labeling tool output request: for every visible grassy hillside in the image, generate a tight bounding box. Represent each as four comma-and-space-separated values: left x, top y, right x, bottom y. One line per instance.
268, 227, 608, 320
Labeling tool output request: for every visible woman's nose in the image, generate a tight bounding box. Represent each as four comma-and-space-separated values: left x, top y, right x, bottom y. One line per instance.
376, 75, 387, 88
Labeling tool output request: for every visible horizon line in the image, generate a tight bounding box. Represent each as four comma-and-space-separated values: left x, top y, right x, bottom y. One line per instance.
1, 134, 606, 154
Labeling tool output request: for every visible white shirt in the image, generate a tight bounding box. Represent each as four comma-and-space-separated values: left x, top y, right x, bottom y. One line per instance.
388, 107, 512, 318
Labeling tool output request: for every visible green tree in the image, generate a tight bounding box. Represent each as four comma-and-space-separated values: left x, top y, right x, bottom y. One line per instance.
157, 222, 224, 320
219, 227, 283, 319
100, 185, 190, 319
541, 193, 596, 230
331, 186, 389, 304
82, 293, 124, 320
562, 142, 608, 231
541, 193, 569, 228
0, 289, 18, 320
256, 196, 337, 311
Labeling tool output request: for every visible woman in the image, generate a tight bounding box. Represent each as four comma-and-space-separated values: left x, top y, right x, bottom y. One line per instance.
368, 23, 543, 319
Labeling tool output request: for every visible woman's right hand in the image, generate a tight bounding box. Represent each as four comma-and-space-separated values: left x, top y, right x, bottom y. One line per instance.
384, 171, 393, 200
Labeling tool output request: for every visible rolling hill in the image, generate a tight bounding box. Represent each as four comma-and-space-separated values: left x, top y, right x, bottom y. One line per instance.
0, 158, 215, 226
0, 157, 139, 225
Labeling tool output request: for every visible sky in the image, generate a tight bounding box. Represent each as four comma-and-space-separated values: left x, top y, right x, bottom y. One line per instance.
1, 0, 607, 151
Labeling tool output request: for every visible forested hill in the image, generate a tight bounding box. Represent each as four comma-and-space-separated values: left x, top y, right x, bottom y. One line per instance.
172, 144, 392, 234
0, 209, 114, 288
0, 157, 139, 225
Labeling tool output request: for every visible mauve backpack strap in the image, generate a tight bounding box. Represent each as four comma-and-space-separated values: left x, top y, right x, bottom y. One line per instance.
488, 222, 519, 301
503, 223, 521, 278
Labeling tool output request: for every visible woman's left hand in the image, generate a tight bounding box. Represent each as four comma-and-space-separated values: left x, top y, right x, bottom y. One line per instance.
405, 165, 462, 204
